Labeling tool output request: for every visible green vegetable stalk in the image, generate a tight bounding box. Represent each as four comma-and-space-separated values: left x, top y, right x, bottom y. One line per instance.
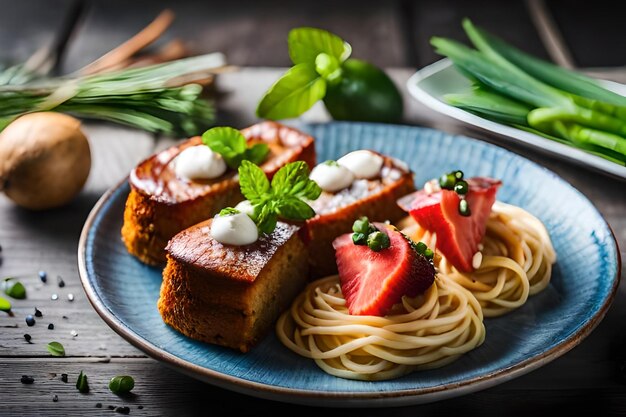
257, 27, 403, 123
431, 18, 626, 166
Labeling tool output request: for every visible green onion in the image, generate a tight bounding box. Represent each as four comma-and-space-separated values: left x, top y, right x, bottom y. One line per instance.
367, 231, 390, 251
431, 19, 626, 165
0, 295, 11, 312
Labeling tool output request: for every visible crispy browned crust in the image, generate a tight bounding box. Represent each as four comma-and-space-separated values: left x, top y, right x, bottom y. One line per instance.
303, 170, 415, 278
157, 222, 308, 352
121, 121, 316, 265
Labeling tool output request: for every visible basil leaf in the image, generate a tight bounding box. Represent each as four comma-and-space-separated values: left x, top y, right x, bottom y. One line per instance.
3, 278, 26, 299
243, 143, 270, 166
238, 161, 270, 204
46, 341, 65, 357
288, 27, 352, 65
315, 53, 342, 83
0, 295, 11, 312
276, 197, 316, 220
256, 63, 326, 120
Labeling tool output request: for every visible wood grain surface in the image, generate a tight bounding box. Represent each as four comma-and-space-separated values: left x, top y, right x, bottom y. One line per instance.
1, 1, 625, 416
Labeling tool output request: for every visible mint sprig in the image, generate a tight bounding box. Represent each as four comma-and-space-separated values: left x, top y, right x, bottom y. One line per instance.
238, 160, 321, 234
256, 27, 351, 120
202, 126, 269, 169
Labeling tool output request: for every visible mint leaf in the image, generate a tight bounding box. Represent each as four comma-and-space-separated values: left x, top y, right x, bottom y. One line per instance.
244, 143, 270, 166
256, 63, 326, 120
276, 197, 316, 220
256, 202, 278, 235
202, 126, 269, 169
288, 27, 352, 65
238, 160, 270, 204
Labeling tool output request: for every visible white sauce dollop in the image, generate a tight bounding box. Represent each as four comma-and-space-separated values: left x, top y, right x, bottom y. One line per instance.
210, 212, 258, 245
310, 162, 355, 193
174, 145, 227, 181
234, 200, 255, 217
337, 150, 384, 179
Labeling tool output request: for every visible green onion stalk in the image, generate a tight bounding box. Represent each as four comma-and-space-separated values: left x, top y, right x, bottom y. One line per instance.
0, 53, 226, 136
431, 19, 626, 165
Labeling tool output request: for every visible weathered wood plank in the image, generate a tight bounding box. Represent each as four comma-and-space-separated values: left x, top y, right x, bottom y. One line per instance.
61, 0, 408, 74
0, 358, 624, 416
0, 123, 155, 358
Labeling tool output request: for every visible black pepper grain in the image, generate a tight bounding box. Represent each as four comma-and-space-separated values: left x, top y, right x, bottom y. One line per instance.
34, 308, 42, 317
24, 334, 32, 343
38, 271, 47, 283
25, 315, 35, 326
57, 276, 65, 288
48, 323, 54, 330
95, 403, 102, 408
137, 406, 143, 409
108, 405, 115, 410
115, 406, 130, 414
52, 395, 58, 402
61, 373, 68, 383
20, 375, 34, 384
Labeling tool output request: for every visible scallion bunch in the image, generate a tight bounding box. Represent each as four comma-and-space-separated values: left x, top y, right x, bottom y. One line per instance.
432, 19, 626, 166
0, 52, 226, 136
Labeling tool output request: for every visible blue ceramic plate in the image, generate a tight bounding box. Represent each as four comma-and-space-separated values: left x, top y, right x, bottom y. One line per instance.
78, 122, 620, 407
407, 58, 626, 180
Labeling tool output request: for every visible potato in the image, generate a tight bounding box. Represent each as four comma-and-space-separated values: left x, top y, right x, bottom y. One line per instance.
0, 112, 91, 210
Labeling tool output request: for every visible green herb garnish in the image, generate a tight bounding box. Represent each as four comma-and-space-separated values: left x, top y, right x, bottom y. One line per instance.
256, 27, 402, 123
202, 126, 269, 169
218, 207, 241, 217
2, 278, 26, 299
0, 295, 11, 313
238, 160, 321, 234
438, 170, 472, 216
109, 375, 135, 394
410, 239, 435, 261
367, 231, 390, 252
76, 371, 89, 393
350, 217, 390, 251
46, 341, 65, 357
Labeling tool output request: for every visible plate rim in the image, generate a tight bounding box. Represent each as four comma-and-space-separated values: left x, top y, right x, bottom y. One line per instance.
77, 122, 622, 407
406, 58, 626, 181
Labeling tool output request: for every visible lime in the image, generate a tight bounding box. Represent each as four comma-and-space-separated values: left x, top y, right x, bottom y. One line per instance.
323, 59, 403, 123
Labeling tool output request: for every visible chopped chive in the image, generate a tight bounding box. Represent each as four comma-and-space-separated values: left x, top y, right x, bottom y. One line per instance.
424, 248, 434, 260
454, 180, 469, 195
352, 217, 370, 234
439, 173, 456, 190
352, 232, 367, 245
367, 231, 390, 251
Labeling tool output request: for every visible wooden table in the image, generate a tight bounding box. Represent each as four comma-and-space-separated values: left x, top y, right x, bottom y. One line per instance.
1, 1, 625, 415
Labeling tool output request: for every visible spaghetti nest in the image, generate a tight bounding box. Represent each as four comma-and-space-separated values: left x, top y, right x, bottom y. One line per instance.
276, 275, 485, 381
403, 201, 557, 317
